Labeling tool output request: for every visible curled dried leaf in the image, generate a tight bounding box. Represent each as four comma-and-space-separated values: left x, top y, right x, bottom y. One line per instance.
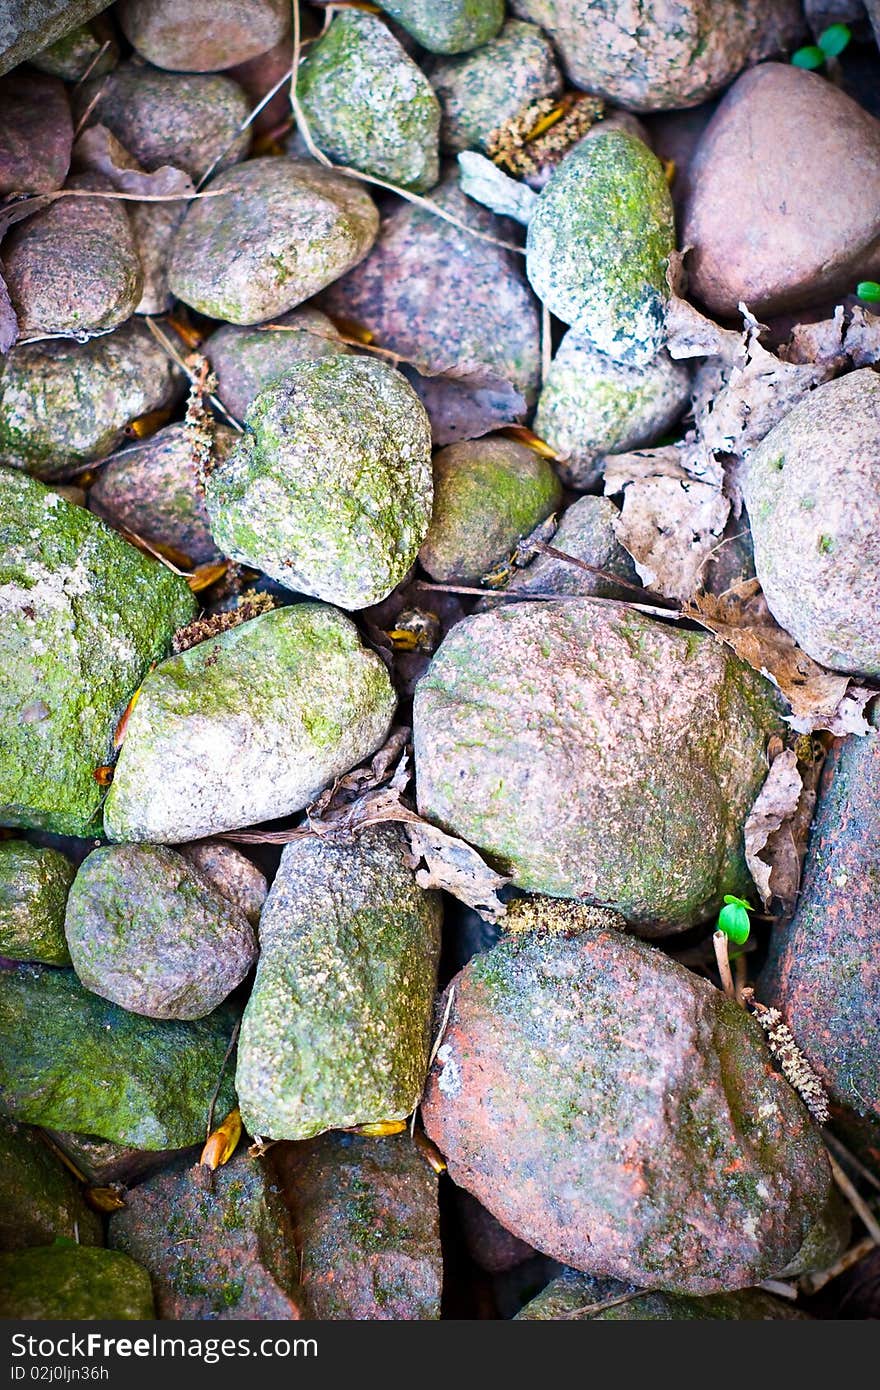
200, 1106, 242, 1171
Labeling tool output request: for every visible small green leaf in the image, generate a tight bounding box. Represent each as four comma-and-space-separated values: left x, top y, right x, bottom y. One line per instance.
791, 45, 826, 69
51, 1235, 78, 1248
856, 280, 880, 303
723, 894, 752, 910
818, 23, 851, 57
717, 901, 751, 945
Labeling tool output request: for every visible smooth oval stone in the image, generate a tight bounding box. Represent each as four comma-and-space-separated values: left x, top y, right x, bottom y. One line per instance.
502, 495, 640, 601
204, 307, 351, 421
534, 330, 690, 488
0, 1246, 154, 1319
168, 158, 379, 324
65, 844, 257, 1020
376, 0, 504, 53
179, 841, 267, 927
414, 601, 784, 931
236, 827, 442, 1140
526, 131, 675, 365
109, 1153, 303, 1319
422, 929, 832, 1292
117, 0, 290, 72
742, 369, 880, 677
0, 963, 238, 1148
683, 63, 880, 318
0, 71, 72, 193
0, 470, 195, 839
431, 19, 561, 154
759, 723, 880, 1124
274, 1133, 442, 1319
3, 173, 142, 338
516, 1269, 807, 1319
508, 0, 803, 111
205, 356, 433, 609
419, 437, 562, 583
0, 317, 182, 478
0, 840, 74, 965
89, 421, 232, 566
299, 11, 440, 193
79, 61, 251, 182
0, 1118, 103, 1250
103, 604, 396, 843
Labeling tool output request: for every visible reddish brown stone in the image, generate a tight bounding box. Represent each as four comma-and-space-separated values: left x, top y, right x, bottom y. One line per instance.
0, 72, 72, 194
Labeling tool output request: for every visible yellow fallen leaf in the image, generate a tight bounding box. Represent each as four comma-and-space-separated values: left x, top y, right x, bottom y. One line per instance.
497, 425, 559, 460
187, 561, 229, 593
348, 1119, 407, 1137
113, 684, 144, 751
413, 1131, 447, 1175
85, 1186, 126, 1212
200, 1107, 242, 1170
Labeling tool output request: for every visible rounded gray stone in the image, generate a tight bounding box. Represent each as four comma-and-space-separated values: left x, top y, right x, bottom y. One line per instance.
204, 307, 350, 422
430, 19, 561, 154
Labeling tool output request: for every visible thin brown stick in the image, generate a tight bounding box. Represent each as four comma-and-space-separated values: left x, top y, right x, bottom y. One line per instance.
428, 985, 456, 1071
799, 1236, 877, 1295
206, 1018, 241, 1139
713, 931, 736, 999
73, 38, 112, 89
197, 64, 295, 190
828, 1152, 880, 1245
531, 540, 679, 607
824, 1131, 880, 1194
414, 580, 683, 621
558, 1289, 650, 1320
143, 317, 244, 432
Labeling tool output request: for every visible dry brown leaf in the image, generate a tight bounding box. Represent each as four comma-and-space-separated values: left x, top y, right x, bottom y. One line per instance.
73, 125, 196, 199
200, 1106, 242, 1171
744, 749, 803, 908
403, 820, 510, 923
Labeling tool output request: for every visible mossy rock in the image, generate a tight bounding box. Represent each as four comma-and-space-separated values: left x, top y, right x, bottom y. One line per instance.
206, 356, 433, 608
0, 1118, 102, 1251
168, 157, 379, 325
430, 19, 561, 154
236, 826, 442, 1140
0, 1245, 154, 1318
65, 844, 257, 1020
204, 306, 350, 421
534, 330, 690, 487
526, 131, 675, 365
104, 604, 396, 843
0, 963, 238, 1148
376, 0, 504, 54
501, 495, 639, 601
0, 317, 182, 478
299, 11, 440, 194
0, 470, 196, 838
414, 600, 784, 930
0, 839, 74, 964
516, 1269, 808, 1319
419, 437, 562, 583
31, 19, 118, 80
3, 172, 142, 339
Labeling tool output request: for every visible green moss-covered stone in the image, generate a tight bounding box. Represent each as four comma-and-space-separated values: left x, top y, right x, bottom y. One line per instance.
0, 1118, 102, 1250
377, 0, 504, 53
0, 470, 196, 838
534, 329, 690, 488
78, 61, 250, 182
502, 495, 639, 601
0, 317, 182, 478
0, 1245, 154, 1318
431, 19, 561, 153
205, 307, 351, 421
299, 12, 440, 193
0, 963, 238, 1148
414, 601, 784, 931
206, 356, 433, 608
104, 604, 396, 843
526, 131, 675, 365
516, 1269, 807, 1319
0, 839, 74, 964
65, 844, 256, 1019
419, 437, 562, 583
109, 1153, 302, 1318
274, 1133, 442, 1319
237, 826, 442, 1140
168, 158, 379, 325
31, 19, 117, 80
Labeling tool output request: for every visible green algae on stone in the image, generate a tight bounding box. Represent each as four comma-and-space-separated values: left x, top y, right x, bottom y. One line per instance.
534, 330, 691, 488
0, 1244, 154, 1318
376, 0, 504, 53
0, 317, 182, 478
31, 19, 117, 80
0, 964, 238, 1148
274, 1133, 442, 1319
0, 470, 196, 838
206, 356, 433, 608
0, 1118, 102, 1250
0, 840, 74, 964
104, 604, 396, 843
65, 844, 257, 1020
236, 827, 442, 1140
526, 131, 675, 365
414, 600, 784, 930
516, 1268, 807, 1319
299, 11, 440, 194
109, 1152, 302, 1319
168, 158, 379, 325
204, 307, 351, 421
419, 437, 562, 583
430, 19, 561, 154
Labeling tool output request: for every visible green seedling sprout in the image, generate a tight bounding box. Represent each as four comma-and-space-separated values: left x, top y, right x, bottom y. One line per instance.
856, 281, 880, 303
792, 23, 851, 69
713, 895, 753, 1000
